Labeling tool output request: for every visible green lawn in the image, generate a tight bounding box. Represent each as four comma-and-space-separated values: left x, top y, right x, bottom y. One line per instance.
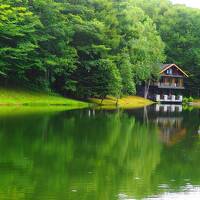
0, 88, 88, 108
89, 96, 154, 109
190, 99, 200, 107
0, 88, 153, 112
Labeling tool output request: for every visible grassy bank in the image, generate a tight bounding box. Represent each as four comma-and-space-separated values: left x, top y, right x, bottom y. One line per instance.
0, 88, 153, 112
0, 88, 88, 108
89, 96, 153, 109
190, 99, 200, 107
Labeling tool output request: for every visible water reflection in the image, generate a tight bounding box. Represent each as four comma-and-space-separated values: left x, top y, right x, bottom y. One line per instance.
133, 104, 196, 146
156, 117, 186, 146
152, 105, 186, 146
0, 106, 199, 199
155, 104, 182, 112
146, 185, 200, 200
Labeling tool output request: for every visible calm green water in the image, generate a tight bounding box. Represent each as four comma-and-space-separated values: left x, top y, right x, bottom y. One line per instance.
0, 105, 199, 200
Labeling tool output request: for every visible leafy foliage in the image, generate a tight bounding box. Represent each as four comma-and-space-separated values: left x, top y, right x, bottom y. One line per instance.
0, 0, 167, 98
0, 3, 42, 84
135, 0, 200, 92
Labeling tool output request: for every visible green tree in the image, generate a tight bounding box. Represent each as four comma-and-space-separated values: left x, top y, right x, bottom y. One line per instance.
158, 5, 200, 91
28, 0, 77, 91
113, 1, 165, 97
135, 0, 200, 94
76, 59, 122, 100
0, 0, 166, 98
116, 51, 136, 95
0, 3, 42, 85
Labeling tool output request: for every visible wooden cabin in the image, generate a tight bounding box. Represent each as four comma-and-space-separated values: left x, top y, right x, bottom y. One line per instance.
149, 64, 189, 103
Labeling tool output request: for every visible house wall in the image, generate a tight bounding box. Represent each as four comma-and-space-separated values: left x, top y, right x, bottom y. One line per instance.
159, 77, 184, 87
162, 66, 184, 76
137, 64, 188, 101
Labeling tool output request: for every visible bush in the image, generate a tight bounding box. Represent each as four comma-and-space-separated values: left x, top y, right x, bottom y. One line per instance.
183, 96, 194, 104
183, 97, 189, 104
188, 96, 194, 102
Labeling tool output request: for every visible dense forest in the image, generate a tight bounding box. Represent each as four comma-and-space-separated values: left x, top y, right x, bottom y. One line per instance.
1, 0, 200, 98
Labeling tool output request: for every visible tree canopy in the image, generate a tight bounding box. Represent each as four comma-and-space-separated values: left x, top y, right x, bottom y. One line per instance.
1, 0, 200, 97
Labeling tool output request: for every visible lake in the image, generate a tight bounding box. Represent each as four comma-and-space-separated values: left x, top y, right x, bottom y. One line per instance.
0, 104, 199, 200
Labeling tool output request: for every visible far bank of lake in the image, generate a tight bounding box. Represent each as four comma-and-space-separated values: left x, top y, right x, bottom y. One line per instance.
0, 88, 155, 111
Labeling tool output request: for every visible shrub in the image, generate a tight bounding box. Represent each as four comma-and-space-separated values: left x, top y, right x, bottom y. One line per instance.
188, 96, 194, 102
183, 97, 189, 104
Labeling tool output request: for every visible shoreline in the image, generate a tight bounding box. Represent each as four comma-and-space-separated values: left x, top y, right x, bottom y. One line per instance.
189, 101, 200, 107
0, 87, 88, 109
0, 88, 155, 111
89, 96, 154, 109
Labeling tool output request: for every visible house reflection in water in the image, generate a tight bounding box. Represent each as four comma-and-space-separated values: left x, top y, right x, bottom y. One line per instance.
155, 104, 182, 112
154, 104, 186, 146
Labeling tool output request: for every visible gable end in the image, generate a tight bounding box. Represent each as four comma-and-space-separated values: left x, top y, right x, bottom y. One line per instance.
160, 64, 189, 77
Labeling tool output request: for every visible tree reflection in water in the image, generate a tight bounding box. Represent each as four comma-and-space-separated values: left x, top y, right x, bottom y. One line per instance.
0, 106, 198, 199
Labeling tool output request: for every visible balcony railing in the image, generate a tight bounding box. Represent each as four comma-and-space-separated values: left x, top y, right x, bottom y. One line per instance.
157, 82, 184, 89
161, 73, 185, 77
156, 95, 183, 102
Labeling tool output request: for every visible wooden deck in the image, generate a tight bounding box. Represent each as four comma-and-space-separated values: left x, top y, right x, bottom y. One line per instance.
157, 83, 185, 90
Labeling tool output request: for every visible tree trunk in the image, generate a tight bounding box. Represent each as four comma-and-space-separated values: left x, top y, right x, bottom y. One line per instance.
144, 80, 150, 99
116, 97, 119, 106
143, 106, 149, 124
45, 68, 49, 86
101, 96, 104, 105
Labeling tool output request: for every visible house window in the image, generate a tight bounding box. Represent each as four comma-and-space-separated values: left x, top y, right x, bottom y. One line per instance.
166, 69, 172, 75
